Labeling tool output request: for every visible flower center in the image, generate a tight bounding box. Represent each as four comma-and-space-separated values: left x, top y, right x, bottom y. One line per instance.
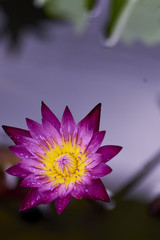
37, 136, 89, 186
54, 153, 77, 177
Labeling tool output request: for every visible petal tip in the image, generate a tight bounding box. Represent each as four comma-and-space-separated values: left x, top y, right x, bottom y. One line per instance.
6, 165, 18, 176
2, 125, 7, 131
56, 208, 63, 215
96, 103, 102, 109
55, 195, 72, 214
6, 167, 12, 175
41, 101, 46, 110
19, 204, 29, 212
8, 145, 14, 152
64, 105, 71, 114
55, 204, 65, 215
2, 125, 10, 134
104, 195, 110, 202
25, 118, 35, 130
19, 205, 25, 212
26, 118, 34, 125
93, 103, 101, 112
115, 146, 123, 154
79, 103, 102, 132
119, 146, 123, 151
41, 101, 48, 114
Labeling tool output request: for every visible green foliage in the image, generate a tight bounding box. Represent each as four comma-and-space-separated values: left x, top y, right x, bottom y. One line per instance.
122, 0, 160, 44
106, 0, 129, 37
85, 0, 96, 11
2, 0, 160, 48
37, 0, 88, 32
106, 0, 160, 45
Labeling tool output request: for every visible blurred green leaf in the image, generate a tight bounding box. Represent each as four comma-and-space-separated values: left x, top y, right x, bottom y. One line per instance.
105, 0, 137, 47
106, 0, 129, 38
106, 0, 160, 46
40, 0, 88, 32
122, 0, 160, 44
85, 0, 96, 11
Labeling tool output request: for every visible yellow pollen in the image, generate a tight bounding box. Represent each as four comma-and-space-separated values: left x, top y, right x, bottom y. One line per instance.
37, 136, 89, 187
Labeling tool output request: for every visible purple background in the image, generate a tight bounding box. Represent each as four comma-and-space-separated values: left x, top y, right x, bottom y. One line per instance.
0, 0, 160, 203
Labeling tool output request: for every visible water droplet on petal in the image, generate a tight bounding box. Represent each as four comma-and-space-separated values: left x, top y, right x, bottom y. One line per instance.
36, 196, 40, 201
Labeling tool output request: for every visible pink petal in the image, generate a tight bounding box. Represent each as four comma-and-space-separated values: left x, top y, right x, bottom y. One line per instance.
97, 145, 122, 163
58, 183, 73, 198
78, 103, 101, 132
26, 118, 47, 147
17, 161, 43, 174
43, 121, 62, 146
55, 194, 72, 214
20, 188, 42, 211
42, 188, 59, 204
61, 106, 76, 140
6, 164, 30, 178
9, 145, 37, 160
17, 157, 43, 168
2, 125, 31, 144
41, 102, 60, 132
77, 121, 93, 149
20, 174, 47, 188
81, 175, 92, 185
7, 159, 43, 177
20, 137, 45, 155
71, 184, 84, 199
38, 181, 54, 192
85, 153, 102, 169
86, 131, 106, 154
84, 179, 109, 202
90, 163, 112, 179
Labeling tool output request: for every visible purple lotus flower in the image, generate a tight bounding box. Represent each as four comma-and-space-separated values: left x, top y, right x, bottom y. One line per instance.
2, 103, 122, 214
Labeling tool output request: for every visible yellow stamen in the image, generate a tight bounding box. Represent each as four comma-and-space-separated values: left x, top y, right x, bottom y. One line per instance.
37, 136, 89, 187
